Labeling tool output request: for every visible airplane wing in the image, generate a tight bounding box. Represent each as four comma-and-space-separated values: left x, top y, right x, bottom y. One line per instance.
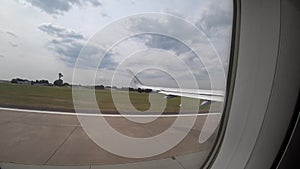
127, 70, 224, 102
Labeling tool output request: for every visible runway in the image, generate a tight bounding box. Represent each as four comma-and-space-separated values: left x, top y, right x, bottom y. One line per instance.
0, 108, 220, 168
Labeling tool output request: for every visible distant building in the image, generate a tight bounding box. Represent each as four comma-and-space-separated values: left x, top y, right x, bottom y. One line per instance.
54, 73, 63, 86
32, 80, 50, 86
11, 78, 30, 85
54, 79, 63, 86
95, 85, 105, 90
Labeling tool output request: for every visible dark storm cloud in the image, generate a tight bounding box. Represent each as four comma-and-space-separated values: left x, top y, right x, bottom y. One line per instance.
26, 0, 102, 15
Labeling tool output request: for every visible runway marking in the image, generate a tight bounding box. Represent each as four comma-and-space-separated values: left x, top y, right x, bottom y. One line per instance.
0, 107, 221, 117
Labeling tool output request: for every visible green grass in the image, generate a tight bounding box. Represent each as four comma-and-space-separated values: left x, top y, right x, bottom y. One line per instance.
0, 83, 73, 111
0, 82, 214, 113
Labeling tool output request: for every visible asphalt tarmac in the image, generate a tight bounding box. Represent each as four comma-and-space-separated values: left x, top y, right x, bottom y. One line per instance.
0, 108, 220, 169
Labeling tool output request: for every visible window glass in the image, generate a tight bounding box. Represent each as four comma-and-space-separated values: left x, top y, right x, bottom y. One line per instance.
0, 0, 233, 168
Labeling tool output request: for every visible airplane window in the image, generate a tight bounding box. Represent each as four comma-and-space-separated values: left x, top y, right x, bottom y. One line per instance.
0, 0, 233, 168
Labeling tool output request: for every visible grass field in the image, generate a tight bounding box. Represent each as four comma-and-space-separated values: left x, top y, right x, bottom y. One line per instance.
0, 82, 214, 114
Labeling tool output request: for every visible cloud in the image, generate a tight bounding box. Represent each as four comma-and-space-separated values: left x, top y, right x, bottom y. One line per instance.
114, 10, 231, 88
51, 40, 83, 67
9, 42, 18, 47
195, 0, 232, 38
192, 0, 233, 73
100, 12, 110, 18
128, 15, 203, 45
26, 0, 102, 15
55, 41, 113, 69
126, 15, 220, 63
1, 0, 232, 88
38, 23, 86, 67
0, 30, 19, 47
198, 7, 231, 32
142, 34, 190, 55
129, 34, 208, 78
6, 31, 17, 38
38, 24, 85, 40
0, 54, 5, 58
96, 35, 210, 88
38, 23, 115, 69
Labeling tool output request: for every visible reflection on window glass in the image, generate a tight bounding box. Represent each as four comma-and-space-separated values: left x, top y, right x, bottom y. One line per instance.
0, 0, 233, 168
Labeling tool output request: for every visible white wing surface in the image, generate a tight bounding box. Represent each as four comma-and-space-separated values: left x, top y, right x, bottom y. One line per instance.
127, 70, 224, 102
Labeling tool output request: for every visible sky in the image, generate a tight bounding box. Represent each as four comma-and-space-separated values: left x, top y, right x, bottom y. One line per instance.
0, 0, 233, 89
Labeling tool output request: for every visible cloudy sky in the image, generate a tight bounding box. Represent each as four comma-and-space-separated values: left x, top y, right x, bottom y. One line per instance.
0, 0, 233, 89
